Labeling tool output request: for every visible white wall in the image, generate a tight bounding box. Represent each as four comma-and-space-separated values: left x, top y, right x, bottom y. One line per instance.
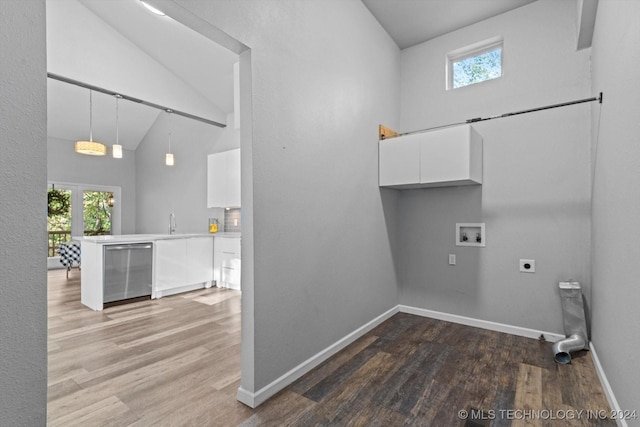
0, 1, 48, 424
590, 0, 640, 415
156, 0, 401, 397
47, 137, 137, 234
135, 112, 239, 234
397, 0, 592, 334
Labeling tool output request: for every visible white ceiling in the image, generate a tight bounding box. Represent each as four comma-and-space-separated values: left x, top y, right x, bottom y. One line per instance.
47, 0, 238, 151
78, 0, 238, 113
48, 0, 539, 150
361, 0, 538, 49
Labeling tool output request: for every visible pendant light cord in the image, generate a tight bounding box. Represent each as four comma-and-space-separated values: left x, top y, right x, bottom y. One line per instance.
115, 94, 120, 145
168, 109, 173, 152
89, 90, 93, 142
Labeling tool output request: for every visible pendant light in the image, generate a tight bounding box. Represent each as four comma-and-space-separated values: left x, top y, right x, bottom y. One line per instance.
165, 109, 175, 166
112, 94, 123, 158
75, 90, 107, 156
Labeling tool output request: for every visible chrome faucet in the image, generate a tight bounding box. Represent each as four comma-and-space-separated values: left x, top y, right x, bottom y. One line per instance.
169, 213, 176, 235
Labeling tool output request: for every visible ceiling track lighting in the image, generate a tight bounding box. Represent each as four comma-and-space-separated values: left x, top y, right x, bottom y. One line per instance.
113, 94, 123, 158
75, 90, 107, 156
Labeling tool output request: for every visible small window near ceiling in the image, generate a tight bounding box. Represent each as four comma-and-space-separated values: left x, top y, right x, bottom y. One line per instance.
447, 37, 503, 90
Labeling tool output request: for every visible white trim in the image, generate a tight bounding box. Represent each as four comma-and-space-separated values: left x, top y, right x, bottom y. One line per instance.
236, 306, 399, 408
398, 305, 565, 342
47, 256, 66, 270
48, 181, 122, 236
236, 386, 255, 408
153, 282, 210, 299
237, 304, 580, 409
589, 342, 627, 427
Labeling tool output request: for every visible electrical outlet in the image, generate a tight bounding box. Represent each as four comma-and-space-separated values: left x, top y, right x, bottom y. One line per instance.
449, 254, 456, 265
519, 259, 535, 273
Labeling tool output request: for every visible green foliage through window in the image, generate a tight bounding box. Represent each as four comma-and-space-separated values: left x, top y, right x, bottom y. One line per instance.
48, 189, 72, 233
452, 47, 502, 89
83, 191, 112, 235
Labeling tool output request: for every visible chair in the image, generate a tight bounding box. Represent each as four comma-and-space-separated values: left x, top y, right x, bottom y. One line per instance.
58, 242, 81, 279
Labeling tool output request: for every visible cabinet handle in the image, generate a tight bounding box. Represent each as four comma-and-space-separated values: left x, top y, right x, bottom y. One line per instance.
222, 251, 236, 254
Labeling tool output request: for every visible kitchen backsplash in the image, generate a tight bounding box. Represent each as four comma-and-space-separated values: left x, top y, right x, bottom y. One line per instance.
224, 208, 241, 232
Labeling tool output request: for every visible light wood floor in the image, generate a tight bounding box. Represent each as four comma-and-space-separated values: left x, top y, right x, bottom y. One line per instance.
48, 269, 613, 426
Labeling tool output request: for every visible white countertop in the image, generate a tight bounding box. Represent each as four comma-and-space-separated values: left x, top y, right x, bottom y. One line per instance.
79, 232, 240, 244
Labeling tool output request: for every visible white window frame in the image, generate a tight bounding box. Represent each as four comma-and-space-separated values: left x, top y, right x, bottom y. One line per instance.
446, 36, 503, 90
47, 181, 122, 239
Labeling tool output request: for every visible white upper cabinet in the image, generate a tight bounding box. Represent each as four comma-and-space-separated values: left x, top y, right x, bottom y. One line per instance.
378, 133, 421, 187
207, 149, 241, 208
379, 124, 482, 189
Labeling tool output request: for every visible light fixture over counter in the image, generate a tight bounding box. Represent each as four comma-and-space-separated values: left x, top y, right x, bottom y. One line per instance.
75, 90, 107, 156
165, 109, 175, 166
112, 94, 123, 158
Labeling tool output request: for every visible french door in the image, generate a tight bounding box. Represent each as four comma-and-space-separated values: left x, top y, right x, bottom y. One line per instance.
47, 182, 121, 264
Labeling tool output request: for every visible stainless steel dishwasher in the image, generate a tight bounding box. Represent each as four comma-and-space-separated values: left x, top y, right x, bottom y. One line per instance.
103, 243, 153, 303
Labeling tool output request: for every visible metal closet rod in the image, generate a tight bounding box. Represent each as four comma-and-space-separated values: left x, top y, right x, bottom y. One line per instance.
391, 92, 604, 138
47, 72, 226, 128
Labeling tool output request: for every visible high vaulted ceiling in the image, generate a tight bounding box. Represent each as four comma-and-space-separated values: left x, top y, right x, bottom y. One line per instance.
362, 0, 538, 49
47, 0, 540, 151
47, 0, 238, 151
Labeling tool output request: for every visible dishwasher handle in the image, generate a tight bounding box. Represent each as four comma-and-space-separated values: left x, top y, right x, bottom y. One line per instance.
105, 244, 153, 250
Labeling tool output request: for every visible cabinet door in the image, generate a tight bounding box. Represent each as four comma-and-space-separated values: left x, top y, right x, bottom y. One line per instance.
214, 237, 241, 289
155, 239, 187, 291
420, 125, 469, 184
227, 149, 241, 208
207, 152, 227, 208
379, 134, 420, 187
207, 149, 241, 208
187, 238, 213, 285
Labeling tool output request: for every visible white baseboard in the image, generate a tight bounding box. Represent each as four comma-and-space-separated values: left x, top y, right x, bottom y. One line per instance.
237, 304, 585, 409
154, 282, 207, 299
236, 305, 399, 408
589, 342, 627, 427
236, 386, 255, 408
398, 305, 565, 342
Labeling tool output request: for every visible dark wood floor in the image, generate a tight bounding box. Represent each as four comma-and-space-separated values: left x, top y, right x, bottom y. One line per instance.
48, 269, 613, 426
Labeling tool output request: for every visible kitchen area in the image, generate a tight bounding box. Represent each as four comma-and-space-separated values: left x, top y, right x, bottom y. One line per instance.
80, 228, 241, 311
45, 0, 244, 310
78, 144, 242, 311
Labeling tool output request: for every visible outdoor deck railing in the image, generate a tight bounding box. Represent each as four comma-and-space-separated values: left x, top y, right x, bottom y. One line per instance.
48, 230, 110, 257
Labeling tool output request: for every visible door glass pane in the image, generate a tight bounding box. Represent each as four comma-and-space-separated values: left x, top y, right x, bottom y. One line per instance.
47, 188, 72, 257
83, 191, 113, 236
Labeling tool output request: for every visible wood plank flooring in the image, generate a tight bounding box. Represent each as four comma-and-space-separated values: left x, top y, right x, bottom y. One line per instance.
48, 269, 614, 426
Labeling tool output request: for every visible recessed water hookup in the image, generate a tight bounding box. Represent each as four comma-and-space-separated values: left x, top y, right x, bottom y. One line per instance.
456, 223, 485, 247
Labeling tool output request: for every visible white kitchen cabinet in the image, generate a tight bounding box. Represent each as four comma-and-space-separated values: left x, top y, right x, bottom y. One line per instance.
214, 237, 241, 290
155, 237, 213, 298
80, 234, 216, 310
187, 237, 214, 285
207, 149, 241, 208
379, 124, 482, 189
155, 239, 188, 292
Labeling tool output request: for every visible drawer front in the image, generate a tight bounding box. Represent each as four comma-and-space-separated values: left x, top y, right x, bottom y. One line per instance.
214, 237, 241, 256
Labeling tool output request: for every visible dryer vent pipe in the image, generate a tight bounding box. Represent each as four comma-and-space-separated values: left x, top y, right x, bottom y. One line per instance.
552, 281, 589, 364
